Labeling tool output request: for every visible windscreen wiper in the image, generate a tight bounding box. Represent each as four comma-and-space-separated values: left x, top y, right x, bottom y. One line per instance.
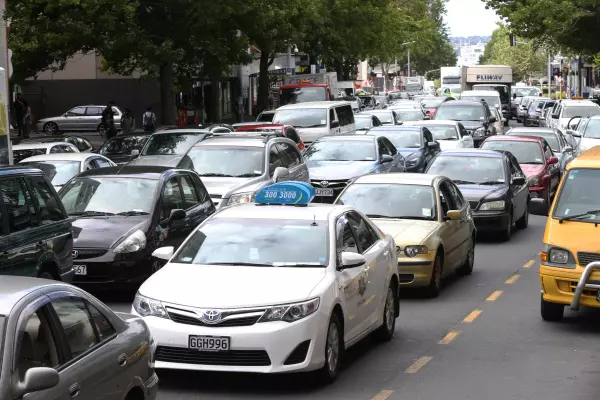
116, 211, 150, 216
558, 209, 600, 223
210, 262, 273, 267
70, 211, 115, 217
366, 214, 395, 219
199, 173, 234, 177
477, 181, 504, 185
453, 180, 477, 184
235, 173, 262, 177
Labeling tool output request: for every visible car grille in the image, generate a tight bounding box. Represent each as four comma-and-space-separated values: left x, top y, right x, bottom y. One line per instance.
469, 201, 479, 210
311, 179, 349, 204
165, 306, 266, 327
577, 252, 600, 266
155, 346, 271, 366
73, 249, 108, 259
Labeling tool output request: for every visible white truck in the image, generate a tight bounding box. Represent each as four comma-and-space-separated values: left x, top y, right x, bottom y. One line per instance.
405, 76, 424, 98
440, 66, 467, 98
279, 72, 338, 106
465, 65, 513, 120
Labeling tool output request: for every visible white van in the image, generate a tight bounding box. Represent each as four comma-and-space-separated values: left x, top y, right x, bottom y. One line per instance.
460, 90, 506, 126
272, 101, 356, 143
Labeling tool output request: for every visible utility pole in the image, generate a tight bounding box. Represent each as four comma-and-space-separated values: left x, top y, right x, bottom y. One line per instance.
407, 49, 411, 78
547, 52, 552, 97
578, 56, 583, 97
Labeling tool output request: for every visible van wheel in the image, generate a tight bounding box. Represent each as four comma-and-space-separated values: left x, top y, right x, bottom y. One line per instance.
541, 296, 564, 322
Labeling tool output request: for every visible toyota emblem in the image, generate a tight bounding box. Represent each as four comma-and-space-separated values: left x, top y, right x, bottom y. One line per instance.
201, 310, 222, 324
320, 181, 329, 187
72, 250, 78, 259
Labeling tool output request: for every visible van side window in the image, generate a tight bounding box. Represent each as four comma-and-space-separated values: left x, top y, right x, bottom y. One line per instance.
1, 178, 36, 233
28, 176, 66, 223
335, 107, 347, 126
329, 109, 336, 125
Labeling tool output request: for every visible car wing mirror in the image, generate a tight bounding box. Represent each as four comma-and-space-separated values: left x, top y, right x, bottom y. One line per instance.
563, 146, 573, 153
13, 367, 59, 398
380, 154, 394, 163
152, 246, 174, 261
548, 156, 559, 165
169, 209, 186, 224
489, 117, 497, 123
512, 176, 526, 185
330, 120, 340, 128
131, 149, 140, 156
445, 210, 461, 220
272, 166, 290, 182
339, 251, 366, 270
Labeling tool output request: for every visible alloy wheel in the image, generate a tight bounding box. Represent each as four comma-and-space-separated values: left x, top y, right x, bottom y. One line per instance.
326, 321, 340, 374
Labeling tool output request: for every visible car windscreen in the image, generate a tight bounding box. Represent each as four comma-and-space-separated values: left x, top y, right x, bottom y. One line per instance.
365, 111, 393, 124
582, 118, 600, 139
273, 109, 328, 128
461, 96, 500, 109
509, 132, 559, 152
395, 110, 424, 121
279, 87, 326, 105
406, 83, 421, 91
304, 140, 377, 161
389, 92, 408, 100
514, 87, 539, 97
481, 140, 544, 164
427, 155, 506, 184
337, 183, 436, 220
143, 133, 201, 156
434, 105, 484, 121
472, 85, 509, 104
553, 168, 600, 221
183, 147, 264, 178
173, 218, 328, 267
424, 125, 459, 141
563, 106, 600, 119
100, 136, 149, 155
257, 113, 274, 122
13, 149, 46, 163
375, 130, 423, 148
21, 161, 81, 186
354, 116, 373, 130
421, 99, 445, 108
60, 177, 158, 215
359, 96, 375, 105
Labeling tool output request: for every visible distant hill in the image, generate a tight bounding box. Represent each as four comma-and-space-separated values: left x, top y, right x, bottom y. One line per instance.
450, 36, 491, 45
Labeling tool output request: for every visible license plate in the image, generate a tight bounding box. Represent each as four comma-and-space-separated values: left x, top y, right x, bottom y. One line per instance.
189, 335, 230, 352
73, 265, 87, 275
316, 188, 334, 196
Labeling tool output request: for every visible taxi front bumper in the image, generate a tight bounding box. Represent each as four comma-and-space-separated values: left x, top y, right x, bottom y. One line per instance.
139, 310, 329, 374
540, 264, 600, 309
397, 254, 435, 287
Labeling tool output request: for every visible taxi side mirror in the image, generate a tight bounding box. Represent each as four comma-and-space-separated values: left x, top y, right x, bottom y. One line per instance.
339, 252, 366, 270
152, 246, 174, 261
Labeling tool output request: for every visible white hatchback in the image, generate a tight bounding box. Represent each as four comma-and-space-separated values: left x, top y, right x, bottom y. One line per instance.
132, 182, 399, 382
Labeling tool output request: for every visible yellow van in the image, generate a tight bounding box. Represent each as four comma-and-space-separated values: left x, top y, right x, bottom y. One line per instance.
538, 146, 600, 321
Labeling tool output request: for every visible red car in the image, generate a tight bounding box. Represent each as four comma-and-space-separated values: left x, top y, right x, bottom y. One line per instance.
480, 135, 560, 206
235, 123, 305, 150
420, 97, 452, 119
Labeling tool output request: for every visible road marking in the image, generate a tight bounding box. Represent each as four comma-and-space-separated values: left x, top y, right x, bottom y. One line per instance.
523, 260, 536, 269
371, 390, 394, 400
405, 356, 433, 373
463, 309, 482, 323
486, 290, 503, 302
505, 274, 520, 284
439, 330, 461, 344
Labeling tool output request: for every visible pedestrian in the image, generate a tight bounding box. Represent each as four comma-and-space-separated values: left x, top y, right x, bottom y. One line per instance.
101, 101, 117, 141
14, 93, 28, 137
142, 107, 156, 133
23, 104, 32, 138
122, 108, 135, 134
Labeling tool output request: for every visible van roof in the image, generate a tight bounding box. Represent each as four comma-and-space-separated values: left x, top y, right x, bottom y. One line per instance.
461, 90, 501, 97
566, 146, 600, 170
276, 101, 351, 110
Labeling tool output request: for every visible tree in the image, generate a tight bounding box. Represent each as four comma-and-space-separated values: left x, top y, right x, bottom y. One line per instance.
232, 0, 321, 113
484, 0, 600, 54
479, 24, 547, 82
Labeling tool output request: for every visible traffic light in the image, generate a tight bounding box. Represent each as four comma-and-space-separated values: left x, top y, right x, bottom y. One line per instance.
509, 35, 516, 47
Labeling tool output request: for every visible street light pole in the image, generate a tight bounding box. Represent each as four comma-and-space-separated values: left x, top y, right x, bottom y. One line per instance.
407, 49, 411, 78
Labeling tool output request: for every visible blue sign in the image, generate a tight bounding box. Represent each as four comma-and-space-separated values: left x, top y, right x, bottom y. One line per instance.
255, 182, 315, 205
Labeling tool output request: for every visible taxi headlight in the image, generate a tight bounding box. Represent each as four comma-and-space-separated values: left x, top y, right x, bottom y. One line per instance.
259, 298, 320, 323
228, 192, 255, 206
133, 293, 168, 318
404, 245, 429, 258
479, 200, 505, 211
113, 229, 146, 253
549, 248, 569, 264
528, 175, 540, 187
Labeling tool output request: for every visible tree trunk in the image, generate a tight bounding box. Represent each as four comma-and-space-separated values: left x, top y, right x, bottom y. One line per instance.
335, 59, 343, 81
159, 62, 175, 125
211, 77, 222, 123
258, 49, 273, 113
382, 63, 390, 92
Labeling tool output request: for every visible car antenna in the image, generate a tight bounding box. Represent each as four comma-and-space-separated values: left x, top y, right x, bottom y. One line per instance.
311, 214, 318, 226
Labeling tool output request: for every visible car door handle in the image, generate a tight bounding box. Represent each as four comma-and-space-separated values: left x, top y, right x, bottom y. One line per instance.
118, 353, 127, 367
69, 383, 81, 398
36, 241, 44, 249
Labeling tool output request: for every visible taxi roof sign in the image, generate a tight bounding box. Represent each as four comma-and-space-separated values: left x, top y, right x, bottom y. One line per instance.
255, 182, 315, 206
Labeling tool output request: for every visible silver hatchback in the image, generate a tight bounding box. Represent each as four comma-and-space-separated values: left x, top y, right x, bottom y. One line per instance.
0, 277, 158, 400
36, 105, 123, 135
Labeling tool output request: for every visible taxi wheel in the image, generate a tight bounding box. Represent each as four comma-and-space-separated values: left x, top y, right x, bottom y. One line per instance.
317, 313, 343, 384
425, 253, 443, 297
457, 239, 475, 276
516, 201, 529, 229
541, 296, 564, 322
374, 284, 397, 341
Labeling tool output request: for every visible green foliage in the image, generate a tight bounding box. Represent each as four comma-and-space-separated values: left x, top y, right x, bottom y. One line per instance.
479, 24, 547, 82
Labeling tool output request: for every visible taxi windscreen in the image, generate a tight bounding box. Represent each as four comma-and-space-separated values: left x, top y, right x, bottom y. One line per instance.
553, 168, 600, 221
173, 219, 329, 267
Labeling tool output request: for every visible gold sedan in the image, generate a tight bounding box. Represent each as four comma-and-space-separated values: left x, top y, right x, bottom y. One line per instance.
336, 173, 477, 296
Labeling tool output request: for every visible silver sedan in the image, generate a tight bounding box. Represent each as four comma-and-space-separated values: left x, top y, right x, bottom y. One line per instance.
0, 277, 158, 400
36, 105, 123, 135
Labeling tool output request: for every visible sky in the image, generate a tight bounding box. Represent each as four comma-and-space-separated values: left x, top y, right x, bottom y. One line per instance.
445, 0, 501, 37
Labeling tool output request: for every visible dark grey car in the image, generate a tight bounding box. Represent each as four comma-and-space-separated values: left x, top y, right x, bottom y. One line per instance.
127, 129, 208, 167
0, 276, 158, 400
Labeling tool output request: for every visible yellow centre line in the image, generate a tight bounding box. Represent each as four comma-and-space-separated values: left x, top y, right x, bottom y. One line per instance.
405, 356, 433, 374
523, 260, 536, 269
371, 390, 394, 400
486, 290, 503, 302
463, 309, 482, 323
505, 274, 520, 284
439, 330, 461, 344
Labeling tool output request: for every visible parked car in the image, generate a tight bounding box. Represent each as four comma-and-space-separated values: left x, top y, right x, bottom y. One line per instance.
127, 129, 208, 167
58, 166, 215, 289
20, 153, 116, 191
0, 166, 73, 281
17, 136, 95, 152
0, 276, 158, 400
35, 105, 123, 135
304, 135, 406, 203
426, 149, 529, 241
506, 127, 574, 174
480, 135, 560, 209
434, 100, 497, 147
12, 142, 80, 163
97, 134, 151, 165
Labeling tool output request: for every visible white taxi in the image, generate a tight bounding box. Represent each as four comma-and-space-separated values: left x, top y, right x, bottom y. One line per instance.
132, 182, 399, 382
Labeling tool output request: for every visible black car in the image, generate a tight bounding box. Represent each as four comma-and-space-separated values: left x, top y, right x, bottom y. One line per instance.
434, 100, 498, 147
127, 129, 209, 167
58, 166, 215, 289
0, 166, 73, 280
367, 126, 440, 172
97, 134, 151, 165
426, 149, 529, 241
16, 135, 95, 152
